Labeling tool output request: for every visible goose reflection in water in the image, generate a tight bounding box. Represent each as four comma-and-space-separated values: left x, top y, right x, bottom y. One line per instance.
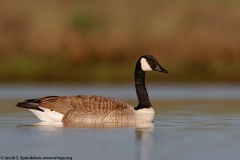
18, 121, 154, 160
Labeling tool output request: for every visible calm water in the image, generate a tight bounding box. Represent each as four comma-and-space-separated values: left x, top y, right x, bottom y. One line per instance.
0, 84, 240, 160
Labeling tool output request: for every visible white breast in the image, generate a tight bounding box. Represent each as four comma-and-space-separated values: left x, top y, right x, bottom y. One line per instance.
135, 108, 155, 122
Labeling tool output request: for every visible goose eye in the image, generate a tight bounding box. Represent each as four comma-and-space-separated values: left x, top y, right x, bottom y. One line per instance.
149, 59, 155, 64
147, 58, 153, 63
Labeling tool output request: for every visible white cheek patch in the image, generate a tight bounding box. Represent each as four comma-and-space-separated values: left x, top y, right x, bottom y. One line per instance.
29, 106, 64, 122
140, 58, 152, 71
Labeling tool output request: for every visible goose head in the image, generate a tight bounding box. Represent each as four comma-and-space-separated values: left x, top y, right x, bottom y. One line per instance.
140, 55, 168, 73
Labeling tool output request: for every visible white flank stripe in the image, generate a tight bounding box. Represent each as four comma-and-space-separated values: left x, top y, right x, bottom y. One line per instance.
29, 106, 64, 122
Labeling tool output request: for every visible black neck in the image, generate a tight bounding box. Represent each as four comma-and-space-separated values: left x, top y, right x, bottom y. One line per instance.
134, 60, 152, 110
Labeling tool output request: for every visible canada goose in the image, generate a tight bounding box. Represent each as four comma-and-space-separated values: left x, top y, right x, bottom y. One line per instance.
16, 55, 168, 124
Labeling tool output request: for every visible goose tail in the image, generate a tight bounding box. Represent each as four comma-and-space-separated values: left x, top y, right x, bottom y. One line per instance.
16, 99, 43, 112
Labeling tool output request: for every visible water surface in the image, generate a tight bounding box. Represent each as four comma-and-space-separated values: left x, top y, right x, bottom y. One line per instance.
0, 85, 240, 160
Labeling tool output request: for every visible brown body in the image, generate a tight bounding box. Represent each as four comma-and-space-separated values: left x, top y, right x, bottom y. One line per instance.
37, 95, 139, 123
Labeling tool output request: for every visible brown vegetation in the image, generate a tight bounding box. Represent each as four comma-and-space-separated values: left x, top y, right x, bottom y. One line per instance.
0, 0, 239, 83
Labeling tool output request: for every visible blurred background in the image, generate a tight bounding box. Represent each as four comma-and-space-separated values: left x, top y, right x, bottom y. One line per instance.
0, 0, 239, 84
1, 2, 240, 159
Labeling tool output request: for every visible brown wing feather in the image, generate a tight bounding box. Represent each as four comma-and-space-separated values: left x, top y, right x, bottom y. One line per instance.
39, 95, 133, 116
39, 96, 73, 114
